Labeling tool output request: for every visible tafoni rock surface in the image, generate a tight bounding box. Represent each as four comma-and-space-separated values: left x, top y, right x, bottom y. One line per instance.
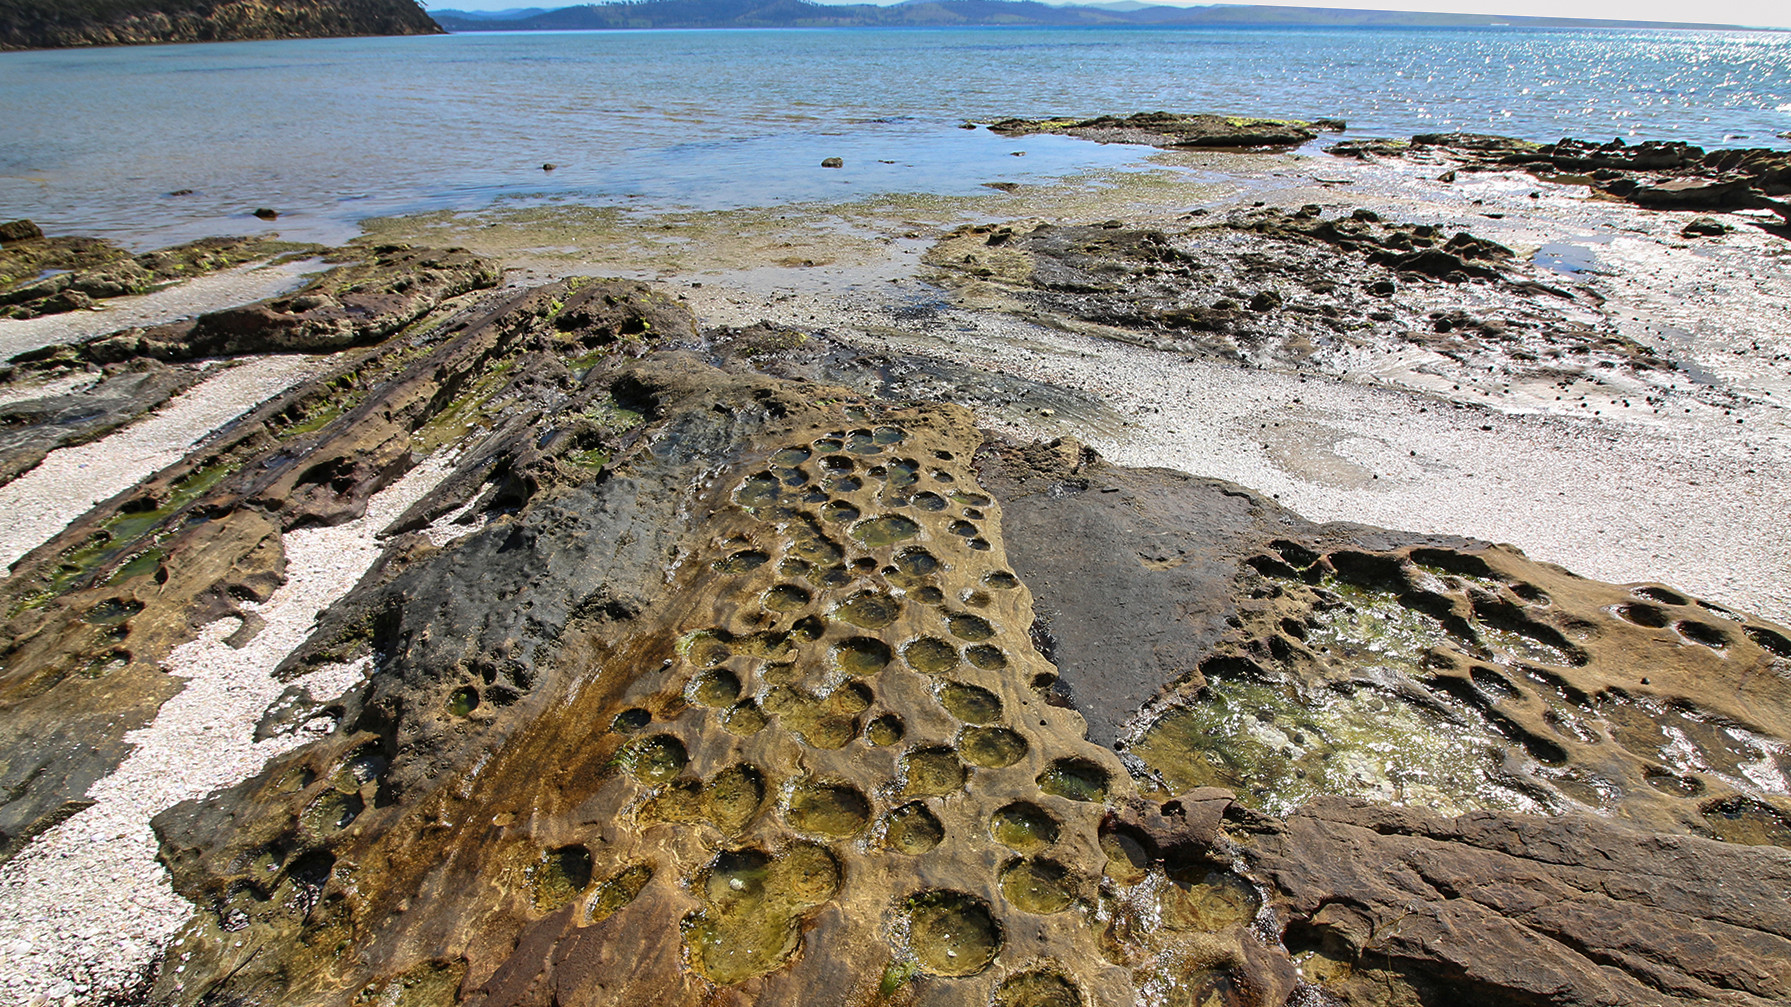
1, 130, 1789, 1007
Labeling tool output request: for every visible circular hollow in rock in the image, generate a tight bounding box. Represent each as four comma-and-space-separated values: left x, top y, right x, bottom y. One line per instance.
531, 844, 594, 912
627, 734, 688, 784
939, 680, 1002, 723
991, 801, 1060, 852
946, 612, 995, 641
851, 514, 922, 547
966, 644, 1008, 670
763, 583, 812, 612
903, 636, 959, 675
960, 726, 1029, 768
903, 890, 1001, 976
1037, 757, 1109, 802
994, 970, 1083, 1007
901, 746, 968, 797
715, 549, 769, 574
912, 491, 948, 512
689, 668, 742, 707
834, 590, 902, 628
866, 713, 906, 746
999, 857, 1074, 914
771, 446, 811, 467
611, 707, 652, 732
447, 686, 480, 717
833, 637, 894, 675
785, 780, 872, 838
882, 801, 945, 854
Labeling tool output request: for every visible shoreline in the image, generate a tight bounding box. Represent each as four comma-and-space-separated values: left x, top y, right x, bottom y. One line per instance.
1, 131, 1789, 1003
349, 143, 1789, 617
4, 145, 1786, 620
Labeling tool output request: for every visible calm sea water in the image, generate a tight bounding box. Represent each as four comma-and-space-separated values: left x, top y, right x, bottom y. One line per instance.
1, 26, 1788, 246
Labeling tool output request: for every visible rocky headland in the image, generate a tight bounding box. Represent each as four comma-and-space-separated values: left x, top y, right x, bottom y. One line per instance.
0, 0, 441, 51
0, 117, 1788, 1007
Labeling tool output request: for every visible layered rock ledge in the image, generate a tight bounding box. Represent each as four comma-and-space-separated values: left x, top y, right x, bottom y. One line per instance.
0, 212, 1785, 1007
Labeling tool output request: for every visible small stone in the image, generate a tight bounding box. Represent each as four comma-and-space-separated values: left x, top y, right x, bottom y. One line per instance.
1680, 216, 1731, 238
821, 157, 844, 168
542, 163, 556, 171
252, 208, 278, 220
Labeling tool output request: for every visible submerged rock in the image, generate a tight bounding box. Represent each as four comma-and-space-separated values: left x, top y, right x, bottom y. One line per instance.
0, 219, 43, 245
987, 111, 1344, 149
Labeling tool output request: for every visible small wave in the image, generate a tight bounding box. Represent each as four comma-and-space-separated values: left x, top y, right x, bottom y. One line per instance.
1779, 103, 1791, 114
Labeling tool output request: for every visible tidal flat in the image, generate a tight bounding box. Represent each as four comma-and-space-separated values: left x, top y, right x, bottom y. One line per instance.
1, 126, 1789, 1007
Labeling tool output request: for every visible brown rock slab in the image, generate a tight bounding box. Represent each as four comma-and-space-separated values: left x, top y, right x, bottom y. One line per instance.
988, 111, 1342, 149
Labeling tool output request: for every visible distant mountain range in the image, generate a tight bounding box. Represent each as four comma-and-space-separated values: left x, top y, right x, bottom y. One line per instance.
428, 1, 1754, 32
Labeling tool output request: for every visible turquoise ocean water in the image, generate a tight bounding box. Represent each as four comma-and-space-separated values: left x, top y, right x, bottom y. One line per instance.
1, 26, 1788, 246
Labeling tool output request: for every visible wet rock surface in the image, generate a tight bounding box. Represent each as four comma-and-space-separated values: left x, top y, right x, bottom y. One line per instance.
0, 234, 308, 319
1328, 132, 1791, 228
974, 437, 1476, 745
0, 234, 1787, 1007
987, 112, 1344, 149
0, 363, 203, 487
923, 209, 1667, 397
1123, 536, 1791, 836
1242, 797, 1791, 1006
12, 244, 501, 363
0, 270, 678, 869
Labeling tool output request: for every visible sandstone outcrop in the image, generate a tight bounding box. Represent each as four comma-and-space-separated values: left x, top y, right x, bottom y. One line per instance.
1328, 133, 1791, 227
1, 245, 1787, 1007
0, 234, 305, 320
0, 243, 500, 491
0, 269, 657, 868
922, 209, 1658, 389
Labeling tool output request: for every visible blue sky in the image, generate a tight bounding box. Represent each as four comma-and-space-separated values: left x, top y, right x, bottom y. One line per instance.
425, 0, 1791, 30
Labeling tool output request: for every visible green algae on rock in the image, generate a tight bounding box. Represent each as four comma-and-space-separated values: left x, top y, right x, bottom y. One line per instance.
986, 112, 1344, 150
6, 238, 1790, 1007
